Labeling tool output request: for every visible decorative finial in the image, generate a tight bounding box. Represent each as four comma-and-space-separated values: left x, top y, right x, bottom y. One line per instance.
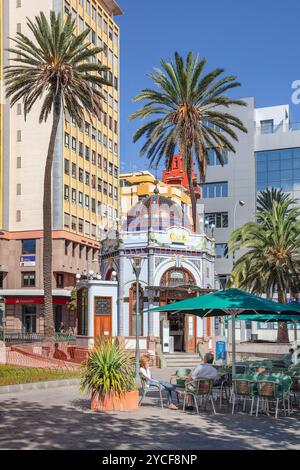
154, 180, 159, 195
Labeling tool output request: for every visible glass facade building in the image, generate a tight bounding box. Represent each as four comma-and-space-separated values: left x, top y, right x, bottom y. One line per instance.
256, 147, 300, 198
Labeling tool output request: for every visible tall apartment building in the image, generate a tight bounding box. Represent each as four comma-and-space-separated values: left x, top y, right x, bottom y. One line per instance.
0, 0, 122, 335
200, 98, 300, 341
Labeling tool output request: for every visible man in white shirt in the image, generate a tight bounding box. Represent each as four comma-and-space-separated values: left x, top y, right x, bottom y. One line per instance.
185, 353, 217, 411
192, 353, 218, 380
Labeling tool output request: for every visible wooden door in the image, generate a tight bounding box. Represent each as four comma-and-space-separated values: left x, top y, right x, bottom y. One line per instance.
185, 315, 197, 352
94, 297, 112, 342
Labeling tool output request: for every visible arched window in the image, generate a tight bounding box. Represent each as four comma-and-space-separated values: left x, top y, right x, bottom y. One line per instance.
129, 283, 144, 336
160, 268, 196, 288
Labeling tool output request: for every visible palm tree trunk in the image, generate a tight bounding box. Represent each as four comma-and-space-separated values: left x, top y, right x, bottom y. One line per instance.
43, 106, 61, 341
277, 289, 289, 343
186, 152, 198, 232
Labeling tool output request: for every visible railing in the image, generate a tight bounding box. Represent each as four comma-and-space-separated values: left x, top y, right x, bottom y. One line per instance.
256, 122, 300, 135
0, 329, 76, 344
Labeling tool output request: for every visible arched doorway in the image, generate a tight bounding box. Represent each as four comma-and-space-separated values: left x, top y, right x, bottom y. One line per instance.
160, 268, 197, 352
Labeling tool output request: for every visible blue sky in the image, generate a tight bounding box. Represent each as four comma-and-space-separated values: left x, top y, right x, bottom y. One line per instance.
116, 0, 300, 175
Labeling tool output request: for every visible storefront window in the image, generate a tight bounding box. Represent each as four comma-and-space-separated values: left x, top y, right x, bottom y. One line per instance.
22, 305, 37, 333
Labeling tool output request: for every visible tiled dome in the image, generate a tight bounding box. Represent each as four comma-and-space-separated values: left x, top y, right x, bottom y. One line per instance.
124, 193, 191, 232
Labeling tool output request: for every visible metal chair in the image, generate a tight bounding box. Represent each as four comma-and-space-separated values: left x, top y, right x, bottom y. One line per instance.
183, 378, 216, 415
256, 380, 291, 419
139, 373, 164, 408
231, 379, 256, 415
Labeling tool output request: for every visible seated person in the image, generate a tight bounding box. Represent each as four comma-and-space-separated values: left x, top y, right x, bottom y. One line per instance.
281, 348, 294, 363
192, 353, 218, 381
185, 353, 218, 411
139, 355, 178, 410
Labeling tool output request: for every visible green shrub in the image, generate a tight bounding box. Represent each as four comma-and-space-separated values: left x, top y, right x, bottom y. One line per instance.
80, 340, 136, 396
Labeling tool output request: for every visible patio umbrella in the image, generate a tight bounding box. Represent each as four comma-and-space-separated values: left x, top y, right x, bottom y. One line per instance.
235, 312, 300, 342
147, 288, 300, 375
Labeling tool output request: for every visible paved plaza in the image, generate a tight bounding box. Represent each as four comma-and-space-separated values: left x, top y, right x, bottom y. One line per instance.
0, 368, 299, 450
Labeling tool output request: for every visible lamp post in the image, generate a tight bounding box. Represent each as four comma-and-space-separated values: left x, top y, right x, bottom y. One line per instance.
130, 256, 145, 379
232, 200, 245, 264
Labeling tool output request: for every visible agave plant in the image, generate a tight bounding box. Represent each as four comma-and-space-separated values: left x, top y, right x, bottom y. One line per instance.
80, 340, 136, 397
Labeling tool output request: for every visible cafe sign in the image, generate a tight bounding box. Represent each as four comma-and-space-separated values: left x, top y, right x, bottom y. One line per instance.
167, 227, 190, 245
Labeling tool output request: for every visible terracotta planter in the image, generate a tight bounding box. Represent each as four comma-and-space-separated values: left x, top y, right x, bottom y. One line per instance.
91, 390, 139, 412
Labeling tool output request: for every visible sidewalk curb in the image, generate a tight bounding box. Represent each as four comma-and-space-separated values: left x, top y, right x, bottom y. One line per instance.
0, 378, 80, 395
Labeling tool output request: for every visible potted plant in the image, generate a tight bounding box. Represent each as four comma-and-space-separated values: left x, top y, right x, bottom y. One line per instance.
81, 339, 139, 412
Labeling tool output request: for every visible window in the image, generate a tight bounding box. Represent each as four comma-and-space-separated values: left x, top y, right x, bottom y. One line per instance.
103, 158, 108, 172
98, 154, 102, 168
78, 192, 83, 206
64, 213, 70, 228
204, 212, 228, 228
72, 188, 76, 203
56, 273, 64, 288
218, 274, 229, 290
17, 157, 22, 169
260, 119, 274, 134
109, 162, 113, 175
215, 243, 228, 259
17, 184, 21, 196
85, 172, 90, 185
256, 147, 300, 197
64, 159, 70, 175
85, 122, 90, 136
17, 130, 22, 142
72, 216, 77, 231
97, 178, 102, 192
130, 283, 144, 336
72, 137, 77, 151
79, 168, 83, 183
91, 198, 96, 213
16, 210, 21, 222
85, 195, 90, 208
201, 182, 228, 198
92, 151, 96, 165
79, 219, 83, 233
85, 146, 90, 161
17, 103, 22, 115
22, 272, 35, 287
79, 142, 83, 157
64, 185, 69, 200
22, 239, 36, 254
91, 175, 96, 189
64, 132, 69, 147
207, 149, 228, 166
72, 163, 77, 179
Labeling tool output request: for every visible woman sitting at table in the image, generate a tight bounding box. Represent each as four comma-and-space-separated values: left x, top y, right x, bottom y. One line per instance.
139, 355, 179, 410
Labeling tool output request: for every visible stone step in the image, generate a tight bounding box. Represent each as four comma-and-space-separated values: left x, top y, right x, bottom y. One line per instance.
163, 354, 201, 368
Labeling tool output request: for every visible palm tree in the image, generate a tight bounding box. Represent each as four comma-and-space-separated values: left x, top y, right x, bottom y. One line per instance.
130, 52, 247, 230
4, 12, 111, 340
228, 195, 300, 342
257, 187, 296, 214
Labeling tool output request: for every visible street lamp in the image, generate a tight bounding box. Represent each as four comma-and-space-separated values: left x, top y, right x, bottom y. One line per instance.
233, 200, 246, 264
130, 256, 145, 379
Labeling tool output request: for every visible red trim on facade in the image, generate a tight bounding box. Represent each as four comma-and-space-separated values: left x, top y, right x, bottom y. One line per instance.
4, 297, 70, 305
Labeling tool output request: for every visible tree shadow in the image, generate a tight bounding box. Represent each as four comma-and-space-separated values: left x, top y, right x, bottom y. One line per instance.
0, 391, 299, 450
